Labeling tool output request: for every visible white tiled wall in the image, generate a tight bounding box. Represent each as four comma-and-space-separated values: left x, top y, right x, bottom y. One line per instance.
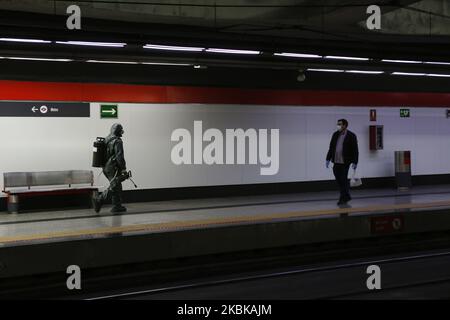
1, 103, 448, 192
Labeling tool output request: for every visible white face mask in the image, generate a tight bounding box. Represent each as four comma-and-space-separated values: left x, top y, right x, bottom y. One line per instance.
337, 125, 342, 131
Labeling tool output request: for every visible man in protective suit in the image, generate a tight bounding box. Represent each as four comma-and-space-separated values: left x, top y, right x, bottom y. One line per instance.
93, 123, 128, 213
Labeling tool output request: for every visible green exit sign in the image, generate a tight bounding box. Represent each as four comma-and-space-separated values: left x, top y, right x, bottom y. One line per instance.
101, 104, 118, 119
400, 109, 410, 118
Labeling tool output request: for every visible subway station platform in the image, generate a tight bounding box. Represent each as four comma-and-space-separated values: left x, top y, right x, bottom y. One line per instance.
1, 185, 450, 280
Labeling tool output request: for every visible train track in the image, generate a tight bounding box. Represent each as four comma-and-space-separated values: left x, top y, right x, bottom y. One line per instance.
85, 249, 450, 300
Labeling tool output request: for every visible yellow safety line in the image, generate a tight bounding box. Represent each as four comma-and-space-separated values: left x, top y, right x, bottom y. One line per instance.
1, 199, 450, 244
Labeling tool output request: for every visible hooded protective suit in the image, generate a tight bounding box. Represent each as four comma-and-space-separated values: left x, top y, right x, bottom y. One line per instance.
104, 123, 126, 177
95, 123, 127, 212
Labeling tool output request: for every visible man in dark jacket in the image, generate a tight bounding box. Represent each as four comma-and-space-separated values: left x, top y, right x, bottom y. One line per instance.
326, 119, 359, 205
93, 123, 128, 213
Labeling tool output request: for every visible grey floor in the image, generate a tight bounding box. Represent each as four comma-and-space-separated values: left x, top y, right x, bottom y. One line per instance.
1, 184, 450, 241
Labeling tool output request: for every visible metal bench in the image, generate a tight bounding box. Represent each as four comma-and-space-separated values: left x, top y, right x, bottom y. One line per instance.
2, 170, 98, 213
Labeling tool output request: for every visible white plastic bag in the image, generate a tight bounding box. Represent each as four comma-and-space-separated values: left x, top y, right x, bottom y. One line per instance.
350, 169, 362, 188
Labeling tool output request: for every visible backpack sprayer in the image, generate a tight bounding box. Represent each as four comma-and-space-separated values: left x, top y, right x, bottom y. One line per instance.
92, 137, 107, 168
92, 137, 138, 188
118, 170, 138, 188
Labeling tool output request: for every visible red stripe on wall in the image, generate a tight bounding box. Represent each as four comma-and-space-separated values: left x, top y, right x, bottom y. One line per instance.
1, 80, 450, 107
0, 81, 167, 103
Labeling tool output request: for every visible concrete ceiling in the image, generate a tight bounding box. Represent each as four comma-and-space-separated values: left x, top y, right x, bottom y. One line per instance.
0, 0, 449, 73
0, 0, 448, 42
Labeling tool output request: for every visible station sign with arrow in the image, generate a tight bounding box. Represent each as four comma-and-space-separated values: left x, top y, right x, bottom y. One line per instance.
100, 104, 118, 119
0, 102, 89, 117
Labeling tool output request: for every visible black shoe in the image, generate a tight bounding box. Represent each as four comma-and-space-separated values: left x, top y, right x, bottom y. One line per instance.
111, 205, 127, 213
337, 198, 348, 205
343, 195, 352, 202
92, 196, 102, 213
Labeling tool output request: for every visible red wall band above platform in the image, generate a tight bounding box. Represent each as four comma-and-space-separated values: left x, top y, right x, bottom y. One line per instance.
1, 80, 450, 107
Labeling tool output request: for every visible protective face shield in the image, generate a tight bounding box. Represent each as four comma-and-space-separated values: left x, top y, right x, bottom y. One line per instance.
111, 123, 124, 137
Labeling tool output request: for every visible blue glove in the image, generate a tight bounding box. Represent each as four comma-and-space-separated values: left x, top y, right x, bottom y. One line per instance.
326, 160, 330, 168
351, 163, 357, 170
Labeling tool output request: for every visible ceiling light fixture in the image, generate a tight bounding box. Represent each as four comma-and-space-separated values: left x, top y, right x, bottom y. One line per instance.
274, 52, 322, 58
307, 68, 345, 73
6, 57, 72, 62
345, 70, 384, 74
56, 41, 127, 47
423, 61, 450, 66
141, 62, 192, 66
325, 55, 370, 61
382, 59, 422, 64
86, 60, 139, 64
0, 38, 51, 43
426, 73, 450, 77
206, 48, 261, 55
144, 44, 205, 52
391, 72, 427, 76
